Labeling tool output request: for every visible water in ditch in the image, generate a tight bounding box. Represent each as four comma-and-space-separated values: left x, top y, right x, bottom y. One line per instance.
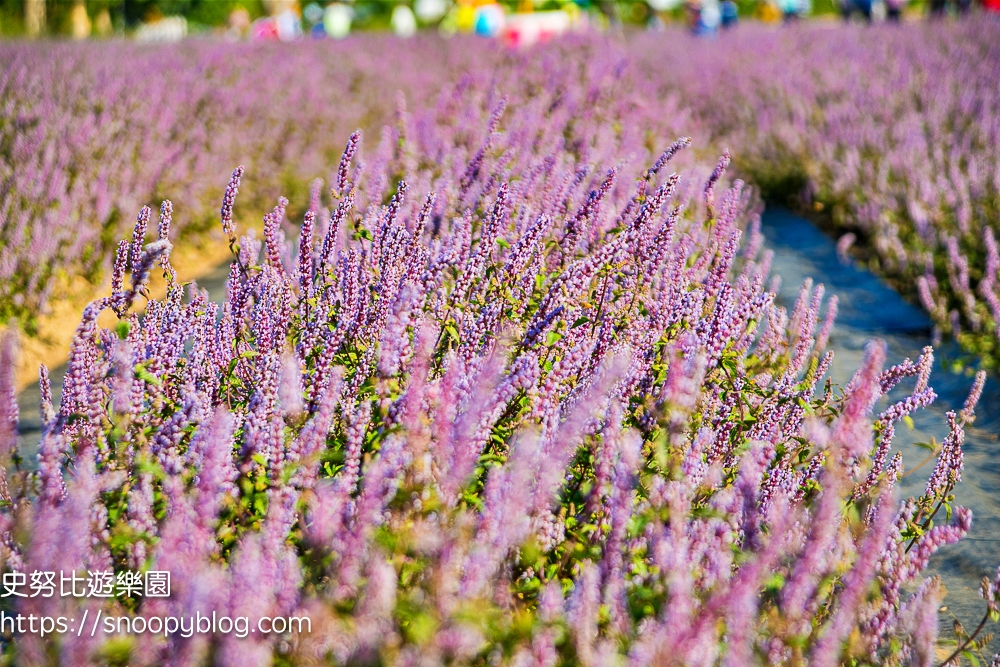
14, 207, 1000, 652
762, 206, 1000, 654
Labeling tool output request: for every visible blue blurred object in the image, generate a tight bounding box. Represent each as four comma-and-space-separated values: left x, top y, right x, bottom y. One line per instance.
721, 0, 738, 27
840, 0, 874, 20
696, 0, 721, 36
274, 9, 302, 41
474, 4, 505, 37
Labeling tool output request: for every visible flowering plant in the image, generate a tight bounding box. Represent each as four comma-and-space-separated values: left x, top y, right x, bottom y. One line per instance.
0, 70, 993, 663
628, 23, 1000, 365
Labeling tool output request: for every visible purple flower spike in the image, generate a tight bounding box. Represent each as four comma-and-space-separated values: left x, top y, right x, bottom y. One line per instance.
221, 165, 245, 244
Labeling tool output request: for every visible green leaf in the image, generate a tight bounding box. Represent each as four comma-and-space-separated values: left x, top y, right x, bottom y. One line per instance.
764, 572, 786, 593
134, 365, 161, 386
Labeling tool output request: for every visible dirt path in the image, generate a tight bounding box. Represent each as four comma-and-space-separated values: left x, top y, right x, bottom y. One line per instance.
3, 218, 263, 393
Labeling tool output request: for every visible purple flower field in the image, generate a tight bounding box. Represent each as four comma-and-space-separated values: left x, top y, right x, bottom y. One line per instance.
0, 38, 496, 326
630, 22, 1000, 363
1, 21, 999, 667
5, 24, 1000, 364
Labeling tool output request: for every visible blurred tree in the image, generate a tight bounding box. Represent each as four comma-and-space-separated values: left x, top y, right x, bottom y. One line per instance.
69, 0, 90, 36
24, 0, 44, 34
122, 0, 263, 26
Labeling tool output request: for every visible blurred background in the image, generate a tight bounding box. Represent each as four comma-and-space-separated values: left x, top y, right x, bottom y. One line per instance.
1, 0, 997, 43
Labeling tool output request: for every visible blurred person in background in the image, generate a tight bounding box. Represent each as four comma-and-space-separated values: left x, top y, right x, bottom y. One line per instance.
251, 0, 302, 40
302, 2, 325, 36
251, 16, 279, 39
701, 0, 721, 34
474, 3, 505, 37
685, 0, 701, 32
647, 0, 682, 26
841, 0, 873, 21
274, 5, 302, 39
228, 6, 251, 39
135, 4, 187, 42
885, 0, 905, 21
720, 0, 739, 27
779, 0, 802, 21
756, 0, 784, 23
686, 0, 721, 35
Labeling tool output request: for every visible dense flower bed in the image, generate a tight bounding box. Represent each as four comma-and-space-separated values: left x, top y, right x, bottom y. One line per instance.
0, 38, 496, 327
0, 60, 995, 665
629, 22, 1000, 365
6, 24, 1000, 367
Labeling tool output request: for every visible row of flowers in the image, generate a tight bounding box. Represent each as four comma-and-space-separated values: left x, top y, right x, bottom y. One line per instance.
629, 22, 1000, 365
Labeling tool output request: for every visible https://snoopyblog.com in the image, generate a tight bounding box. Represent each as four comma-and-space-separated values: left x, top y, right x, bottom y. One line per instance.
0, 569, 311, 638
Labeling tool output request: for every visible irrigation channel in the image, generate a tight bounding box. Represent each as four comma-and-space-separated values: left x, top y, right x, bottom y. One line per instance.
15, 207, 1000, 651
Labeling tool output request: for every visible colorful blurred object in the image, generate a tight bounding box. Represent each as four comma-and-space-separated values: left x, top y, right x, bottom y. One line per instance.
275, 9, 303, 41
251, 7, 303, 41
502, 10, 576, 48
251, 16, 280, 40
721, 0, 739, 26
474, 3, 506, 36
454, 1, 477, 32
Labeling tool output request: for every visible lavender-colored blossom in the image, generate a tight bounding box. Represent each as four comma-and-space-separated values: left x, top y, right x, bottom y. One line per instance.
337, 131, 361, 196
221, 165, 245, 244
130, 205, 151, 275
